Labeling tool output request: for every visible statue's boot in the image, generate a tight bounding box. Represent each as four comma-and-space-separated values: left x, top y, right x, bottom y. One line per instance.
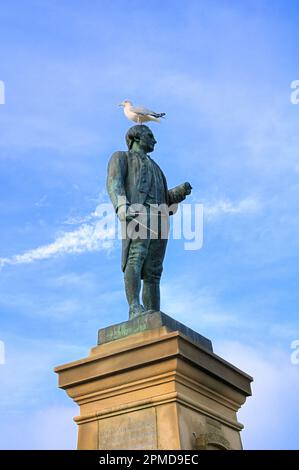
129, 303, 145, 319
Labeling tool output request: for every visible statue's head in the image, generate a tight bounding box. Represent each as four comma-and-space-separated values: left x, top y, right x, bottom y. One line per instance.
125, 125, 157, 153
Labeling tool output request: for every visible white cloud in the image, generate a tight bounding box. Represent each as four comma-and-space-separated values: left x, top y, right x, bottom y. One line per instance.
161, 281, 243, 330
0, 283, 124, 322
0, 221, 116, 268
34, 195, 49, 208
63, 193, 111, 226
203, 196, 261, 219
161, 277, 295, 343
154, 68, 299, 177
50, 272, 97, 289
0, 193, 263, 270
63, 214, 95, 225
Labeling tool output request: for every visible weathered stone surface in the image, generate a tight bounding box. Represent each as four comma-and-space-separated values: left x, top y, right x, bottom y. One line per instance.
98, 408, 157, 450
55, 325, 252, 450
98, 310, 213, 352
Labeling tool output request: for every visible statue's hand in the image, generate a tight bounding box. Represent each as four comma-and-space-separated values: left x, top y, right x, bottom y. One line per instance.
117, 205, 128, 222
184, 182, 192, 196
117, 205, 139, 222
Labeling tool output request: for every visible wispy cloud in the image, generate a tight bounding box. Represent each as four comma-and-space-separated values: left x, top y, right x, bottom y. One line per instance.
63, 192, 112, 225
0, 221, 116, 268
0, 281, 124, 322
203, 196, 261, 219
34, 195, 50, 208
49, 272, 97, 289
161, 280, 243, 330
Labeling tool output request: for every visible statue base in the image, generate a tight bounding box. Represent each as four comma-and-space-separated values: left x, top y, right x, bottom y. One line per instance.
55, 312, 252, 450
98, 310, 213, 351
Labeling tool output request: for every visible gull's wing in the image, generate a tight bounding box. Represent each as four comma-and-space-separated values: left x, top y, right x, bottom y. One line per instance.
130, 105, 154, 116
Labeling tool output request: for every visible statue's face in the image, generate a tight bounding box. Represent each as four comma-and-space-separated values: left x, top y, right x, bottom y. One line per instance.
137, 129, 157, 153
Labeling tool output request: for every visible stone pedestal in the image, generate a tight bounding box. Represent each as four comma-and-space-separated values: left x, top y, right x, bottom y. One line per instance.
55, 312, 252, 450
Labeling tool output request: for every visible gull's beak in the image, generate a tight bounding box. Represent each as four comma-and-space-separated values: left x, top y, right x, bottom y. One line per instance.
118, 102, 124, 107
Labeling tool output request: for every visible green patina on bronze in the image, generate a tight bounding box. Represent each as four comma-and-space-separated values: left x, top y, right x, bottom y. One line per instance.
98, 311, 213, 352
107, 125, 192, 321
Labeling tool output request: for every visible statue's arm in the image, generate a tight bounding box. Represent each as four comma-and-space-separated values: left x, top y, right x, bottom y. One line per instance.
168, 182, 192, 205
107, 151, 128, 216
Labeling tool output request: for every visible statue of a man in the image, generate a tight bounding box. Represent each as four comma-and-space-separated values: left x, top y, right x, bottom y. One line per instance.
107, 125, 192, 319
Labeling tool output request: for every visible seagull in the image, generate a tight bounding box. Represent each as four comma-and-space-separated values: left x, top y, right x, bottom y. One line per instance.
119, 100, 166, 124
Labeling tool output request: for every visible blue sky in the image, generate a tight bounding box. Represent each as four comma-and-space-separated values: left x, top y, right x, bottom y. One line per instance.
0, 0, 299, 449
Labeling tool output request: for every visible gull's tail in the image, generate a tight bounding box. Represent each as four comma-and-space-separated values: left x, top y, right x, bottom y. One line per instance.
150, 112, 166, 119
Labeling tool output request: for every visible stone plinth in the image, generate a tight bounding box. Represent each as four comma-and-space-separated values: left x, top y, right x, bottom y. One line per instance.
55, 314, 252, 450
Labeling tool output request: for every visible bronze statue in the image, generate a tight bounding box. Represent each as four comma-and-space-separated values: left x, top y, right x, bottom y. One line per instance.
107, 125, 192, 319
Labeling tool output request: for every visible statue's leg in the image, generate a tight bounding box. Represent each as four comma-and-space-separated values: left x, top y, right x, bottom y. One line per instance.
142, 237, 168, 312
125, 237, 150, 319
142, 280, 160, 311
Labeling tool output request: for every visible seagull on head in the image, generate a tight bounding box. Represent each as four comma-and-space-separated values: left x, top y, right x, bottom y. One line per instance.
119, 100, 166, 124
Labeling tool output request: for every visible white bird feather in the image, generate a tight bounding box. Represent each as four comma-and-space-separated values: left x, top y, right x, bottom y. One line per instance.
119, 100, 166, 123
